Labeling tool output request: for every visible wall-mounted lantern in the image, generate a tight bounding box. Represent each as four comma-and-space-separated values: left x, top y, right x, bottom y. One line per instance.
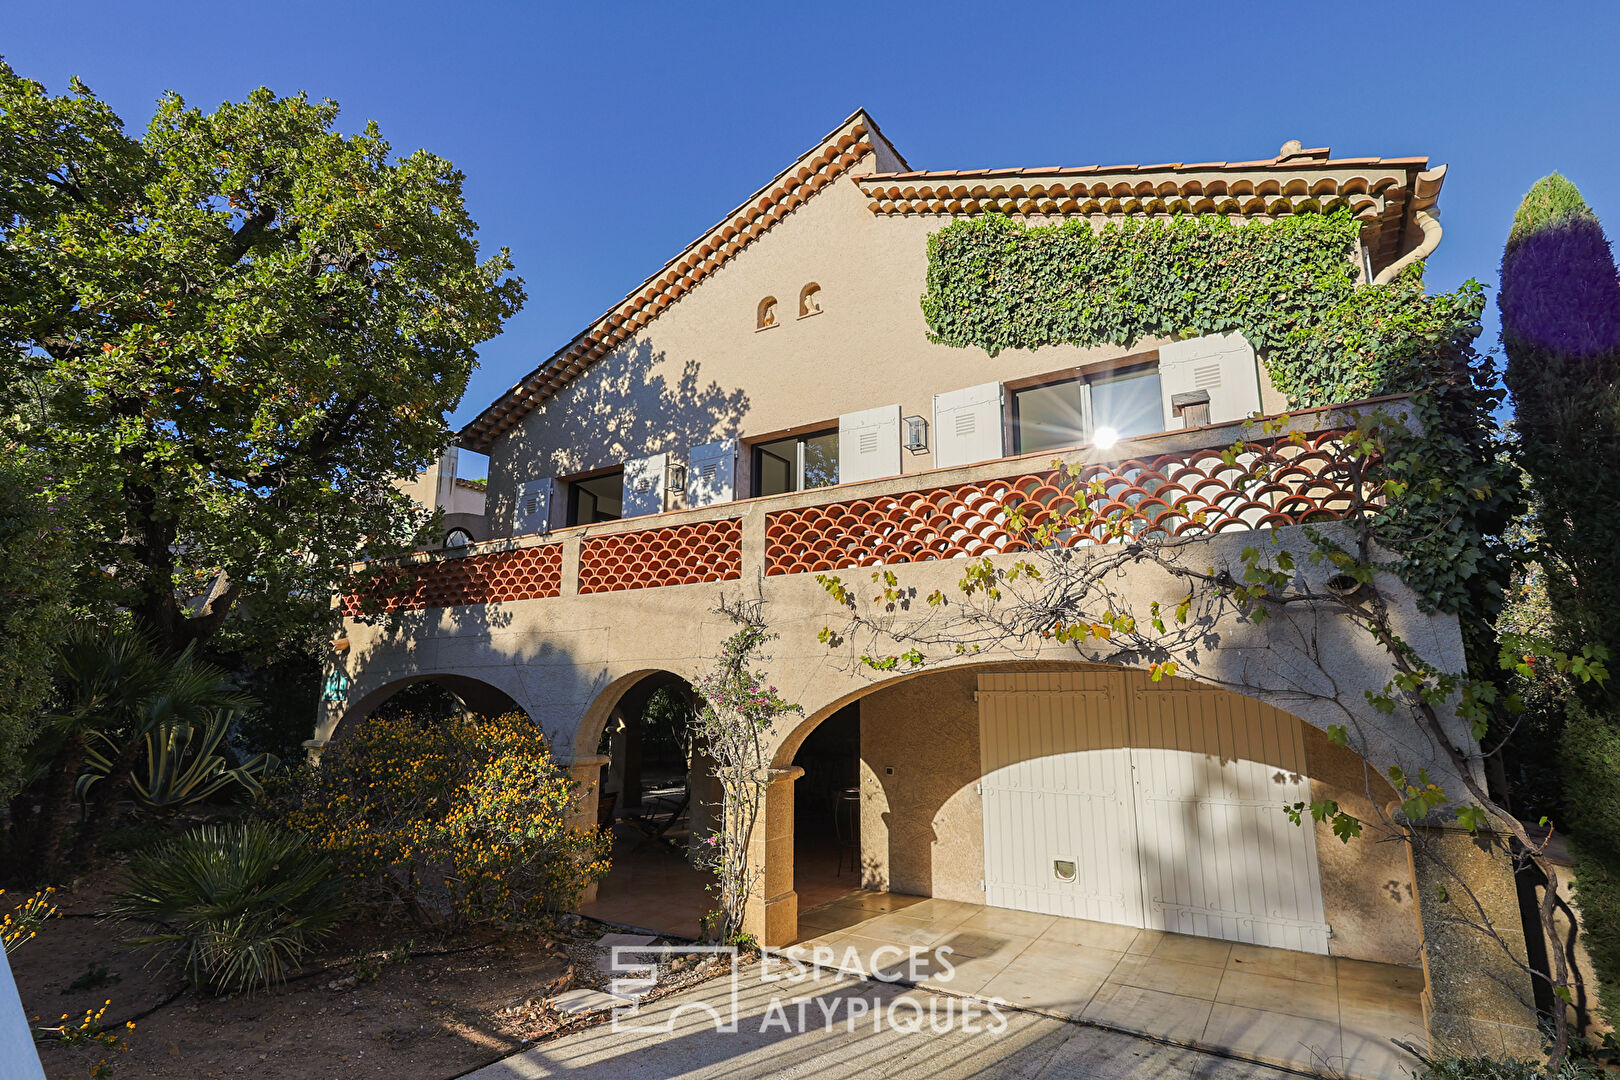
903, 415, 929, 453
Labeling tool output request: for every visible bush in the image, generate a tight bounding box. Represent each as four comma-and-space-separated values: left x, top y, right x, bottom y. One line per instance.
262, 712, 609, 927
109, 821, 345, 992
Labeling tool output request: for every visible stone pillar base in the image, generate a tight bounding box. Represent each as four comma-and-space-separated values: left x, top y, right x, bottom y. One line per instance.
1410, 823, 1542, 1059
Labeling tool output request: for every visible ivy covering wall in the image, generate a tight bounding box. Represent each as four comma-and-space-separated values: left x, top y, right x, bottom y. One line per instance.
920, 209, 1517, 641
921, 210, 1482, 410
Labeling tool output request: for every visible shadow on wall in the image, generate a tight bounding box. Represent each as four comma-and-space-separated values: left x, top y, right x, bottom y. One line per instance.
329, 598, 600, 752
494, 340, 754, 524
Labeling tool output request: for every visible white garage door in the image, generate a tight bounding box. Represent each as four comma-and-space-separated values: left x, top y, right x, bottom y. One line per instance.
979, 671, 1330, 954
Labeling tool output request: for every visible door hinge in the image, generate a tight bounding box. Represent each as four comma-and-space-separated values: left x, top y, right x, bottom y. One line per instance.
979, 879, 986, 892
975, 781, 983, 795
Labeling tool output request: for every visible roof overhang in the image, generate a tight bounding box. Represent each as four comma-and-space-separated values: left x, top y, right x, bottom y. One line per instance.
856, 145, 1445, 279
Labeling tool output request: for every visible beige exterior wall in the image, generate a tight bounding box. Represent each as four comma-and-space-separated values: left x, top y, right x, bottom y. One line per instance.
486, 164, 1247, 536
856, 669, 985, 905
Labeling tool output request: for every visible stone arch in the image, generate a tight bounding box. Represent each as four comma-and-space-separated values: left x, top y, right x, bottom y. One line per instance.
571, 666, 715, 937
572, 666, 702, 764
331, 672, 527, 742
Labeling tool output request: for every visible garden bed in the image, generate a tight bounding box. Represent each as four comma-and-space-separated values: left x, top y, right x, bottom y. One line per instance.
13, 872, 695, 1080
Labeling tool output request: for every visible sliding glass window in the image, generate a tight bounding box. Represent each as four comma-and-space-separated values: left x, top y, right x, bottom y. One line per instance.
1013, 365, 1163, 454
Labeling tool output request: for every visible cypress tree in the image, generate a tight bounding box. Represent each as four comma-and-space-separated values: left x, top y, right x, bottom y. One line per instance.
1501, 174, 1620, 1019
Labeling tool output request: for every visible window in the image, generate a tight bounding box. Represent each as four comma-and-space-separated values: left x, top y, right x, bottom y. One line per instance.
1013, 365, 1163, 454
567, 470, 623, 525
752, 429, 838, 497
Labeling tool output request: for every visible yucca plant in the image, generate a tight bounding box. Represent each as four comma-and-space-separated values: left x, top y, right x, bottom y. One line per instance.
109, 821, 346, 992
77, 710, 278, 810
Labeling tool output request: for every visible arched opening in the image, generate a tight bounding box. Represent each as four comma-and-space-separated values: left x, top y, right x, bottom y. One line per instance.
336, 673, 527, 738
772, 661, 1426, 1050
576, 670, 714, 938
798, 282, 822, 318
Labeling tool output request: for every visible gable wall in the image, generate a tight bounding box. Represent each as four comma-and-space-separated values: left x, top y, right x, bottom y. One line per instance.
486, 159, 1281, 536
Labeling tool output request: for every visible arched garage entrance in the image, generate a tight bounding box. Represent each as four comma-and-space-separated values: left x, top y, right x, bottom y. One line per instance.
778, 662, 1419, 968
773, 663, 1432, 1074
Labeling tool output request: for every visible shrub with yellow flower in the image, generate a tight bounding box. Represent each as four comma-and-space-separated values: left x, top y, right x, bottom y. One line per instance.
261, 712, 609, 926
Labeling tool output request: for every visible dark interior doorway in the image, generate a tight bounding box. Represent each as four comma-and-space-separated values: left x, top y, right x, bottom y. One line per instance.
792, 702, 862, 911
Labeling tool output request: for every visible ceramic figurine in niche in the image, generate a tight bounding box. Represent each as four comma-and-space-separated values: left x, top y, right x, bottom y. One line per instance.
799, 283, 822, 317
757, 296, 777, 329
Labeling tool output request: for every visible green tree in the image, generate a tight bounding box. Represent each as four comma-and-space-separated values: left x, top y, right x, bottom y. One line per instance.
1500, 173, 1620, 1018
0, 63, 524, 658
0, 445, 85, 800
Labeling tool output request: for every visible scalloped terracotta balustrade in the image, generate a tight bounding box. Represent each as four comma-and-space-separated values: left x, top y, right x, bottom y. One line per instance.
765, 431, 1369, 576
578, 519, 743, 594
341, 543, 563, 615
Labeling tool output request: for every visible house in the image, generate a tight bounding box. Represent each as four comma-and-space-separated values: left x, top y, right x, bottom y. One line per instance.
316, 111, 1537, 1070
398, 447, 488, 548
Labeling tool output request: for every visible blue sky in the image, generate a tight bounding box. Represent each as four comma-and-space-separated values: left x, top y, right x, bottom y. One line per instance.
8, 2, 1619, 440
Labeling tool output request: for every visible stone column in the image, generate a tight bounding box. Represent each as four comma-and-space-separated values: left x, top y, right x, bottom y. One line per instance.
742, 765, 803, 948
564, 753, 610, 905
1409, 822, 1543, 1059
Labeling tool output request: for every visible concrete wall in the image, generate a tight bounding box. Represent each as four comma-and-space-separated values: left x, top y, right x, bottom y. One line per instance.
1304, 725, 1423, 965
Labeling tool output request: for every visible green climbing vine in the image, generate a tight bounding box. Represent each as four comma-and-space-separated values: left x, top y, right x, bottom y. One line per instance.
922, 209, 1483, 410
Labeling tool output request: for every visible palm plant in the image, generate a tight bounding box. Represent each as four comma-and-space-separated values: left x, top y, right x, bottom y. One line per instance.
109, 821, 346, 992
21, 626, 254, 873
76, 709, 278, 811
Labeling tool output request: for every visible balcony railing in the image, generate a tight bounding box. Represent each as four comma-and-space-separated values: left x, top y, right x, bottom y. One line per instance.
341, 400, 1392, 616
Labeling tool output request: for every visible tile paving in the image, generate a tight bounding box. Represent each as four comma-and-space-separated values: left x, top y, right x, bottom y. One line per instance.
787, 892, 1429, 1080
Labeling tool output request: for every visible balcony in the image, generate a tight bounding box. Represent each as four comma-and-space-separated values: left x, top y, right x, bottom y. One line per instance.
341, 399, 1394, 616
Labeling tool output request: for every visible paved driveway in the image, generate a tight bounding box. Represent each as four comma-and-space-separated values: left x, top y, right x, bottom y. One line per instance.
463, 962, 1317, 1080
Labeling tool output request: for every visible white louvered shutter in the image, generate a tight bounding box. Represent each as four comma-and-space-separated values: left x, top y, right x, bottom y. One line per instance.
685, 440, 737, 507
512, 478, 555, 536
837, 405, 902, 484
622, 453, 668, 518
1157, 333, 1263, 428
933, 382, 1005, 468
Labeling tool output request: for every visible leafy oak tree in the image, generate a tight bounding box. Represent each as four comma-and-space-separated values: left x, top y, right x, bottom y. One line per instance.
0, 62, 524, 662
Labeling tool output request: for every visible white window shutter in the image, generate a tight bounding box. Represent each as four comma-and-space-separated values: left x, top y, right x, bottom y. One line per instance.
622, 453, 668, 518
933, 382, 1005, 468
838, 405, 901, 484
512, 478, 555, 536
1157, 333, 1263, 429
685, 440, 737, 507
